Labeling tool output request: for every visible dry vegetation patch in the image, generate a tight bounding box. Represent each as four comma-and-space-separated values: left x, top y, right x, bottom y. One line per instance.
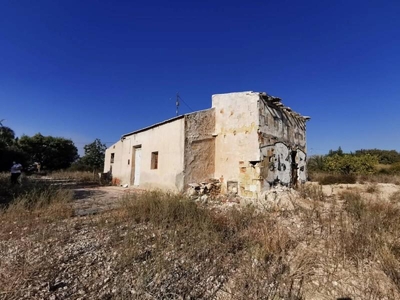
2, 179, 400, 299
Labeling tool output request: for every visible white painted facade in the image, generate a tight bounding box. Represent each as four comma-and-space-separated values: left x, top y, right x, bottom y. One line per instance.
104, 116, 185, 191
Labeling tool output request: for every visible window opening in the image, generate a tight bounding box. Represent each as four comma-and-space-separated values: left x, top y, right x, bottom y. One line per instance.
111, 153, 115, 164
151, 152, 159, 169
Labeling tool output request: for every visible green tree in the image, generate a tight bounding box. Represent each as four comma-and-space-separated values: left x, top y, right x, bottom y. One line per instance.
0, 125, 17, 148
307, 155, 326, 172
355, 149, 400, 164
0, 124, 26, 171
327, 146, 344, 157
324, 154, 378, 174
79, 139, 107, 172
18, 133, 78, 170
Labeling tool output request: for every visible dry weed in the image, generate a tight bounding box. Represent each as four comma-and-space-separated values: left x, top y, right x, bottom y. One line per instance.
299, 184, 325, 201
2, 184, 400, 299
49, 170, 100, 183
366, 183, 380, 194
389, 191, 400, 204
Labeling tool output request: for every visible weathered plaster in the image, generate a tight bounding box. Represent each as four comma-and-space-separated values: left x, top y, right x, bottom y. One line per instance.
105, 90, 309, 198
184, 109, 216, 186
212, 92, 261, 194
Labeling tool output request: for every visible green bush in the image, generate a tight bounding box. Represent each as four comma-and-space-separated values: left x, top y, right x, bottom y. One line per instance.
324, 154, 378, 175
307, 155, 326, 172
389, 162, 400, 174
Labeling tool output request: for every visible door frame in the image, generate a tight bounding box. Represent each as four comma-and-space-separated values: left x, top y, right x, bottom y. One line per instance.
131, 145, 142, 186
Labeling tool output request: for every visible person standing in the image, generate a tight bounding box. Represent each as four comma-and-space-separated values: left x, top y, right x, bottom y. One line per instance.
10, 161, 23, 185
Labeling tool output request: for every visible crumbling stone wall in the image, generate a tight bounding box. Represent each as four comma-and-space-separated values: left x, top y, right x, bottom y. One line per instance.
257, 94, 309, 187
257, 95, 307, 151
184, 109, 215, 186
210, 91, 309, 197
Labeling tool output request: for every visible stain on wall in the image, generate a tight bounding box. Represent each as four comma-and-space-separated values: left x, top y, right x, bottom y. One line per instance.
184, 109, 216, 186
238, 160, 263, 197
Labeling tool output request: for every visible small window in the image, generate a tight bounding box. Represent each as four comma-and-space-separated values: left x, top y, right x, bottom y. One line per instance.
111, 153, 115, 164
151, 151, 158, 169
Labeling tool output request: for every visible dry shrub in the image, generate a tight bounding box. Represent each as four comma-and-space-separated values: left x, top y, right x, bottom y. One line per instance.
365, 183, 380, 194
337, 189, 400, 265
299, 184, 325, 201
379, 247, 400, 291
340, 190, 365, 220
119, 190, 212, 227
307, 171, 325, 183
319, 174, 357, 185
358, 173, 400, 185
389, 191, 400, 204
230, 217, 305, 300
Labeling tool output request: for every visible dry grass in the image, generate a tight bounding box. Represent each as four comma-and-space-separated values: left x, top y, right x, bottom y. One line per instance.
0, 179, 74, 238
310, 171, 400, 186
101, 191, 306, 299
298, 184, 326, 201
365, 183, 380, 193
358, 173, 400, 185
2, 184, 400, 299
389, 191, 400, 204
48, 170, 100, 183
319, 174, 357, 185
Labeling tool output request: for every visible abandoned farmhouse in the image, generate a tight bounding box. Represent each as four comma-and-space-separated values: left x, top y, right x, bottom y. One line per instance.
104, 91, 310, 198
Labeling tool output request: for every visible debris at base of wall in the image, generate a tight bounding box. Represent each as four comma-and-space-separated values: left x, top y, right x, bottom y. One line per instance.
238, 186, 298, 211
187, 179, 221, 201
258, 186, 297, 211
188, 181, 303, 210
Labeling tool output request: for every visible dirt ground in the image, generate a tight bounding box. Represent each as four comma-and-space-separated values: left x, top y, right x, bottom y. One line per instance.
72, 186, 140, 216
2, 182, 400, 299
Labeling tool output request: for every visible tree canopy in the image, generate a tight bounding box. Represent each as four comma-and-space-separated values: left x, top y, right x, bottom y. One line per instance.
308, 147, 400, 175
0, 122, 112, 173
79, 138, 107, 171
0, 123, 79, 172
18, 134, 79, 170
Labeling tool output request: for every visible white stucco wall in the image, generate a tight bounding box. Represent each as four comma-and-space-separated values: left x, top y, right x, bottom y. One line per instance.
104, 118, 186, 191
212, 92, 260, 193
104, 140, 123, 181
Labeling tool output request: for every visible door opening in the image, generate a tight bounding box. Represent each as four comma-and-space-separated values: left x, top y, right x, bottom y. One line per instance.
132, 146, 142, 186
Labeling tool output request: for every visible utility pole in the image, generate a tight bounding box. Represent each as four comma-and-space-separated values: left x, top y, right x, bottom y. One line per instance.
176, 93, 180, 116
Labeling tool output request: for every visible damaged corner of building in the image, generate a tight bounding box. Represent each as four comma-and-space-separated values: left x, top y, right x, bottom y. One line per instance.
105, 90, 310, 204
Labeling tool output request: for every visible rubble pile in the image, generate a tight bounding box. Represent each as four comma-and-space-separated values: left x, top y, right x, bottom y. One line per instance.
187, 179, 222, 201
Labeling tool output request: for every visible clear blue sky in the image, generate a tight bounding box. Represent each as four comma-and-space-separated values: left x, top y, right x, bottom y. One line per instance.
1, 0, 399, 155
